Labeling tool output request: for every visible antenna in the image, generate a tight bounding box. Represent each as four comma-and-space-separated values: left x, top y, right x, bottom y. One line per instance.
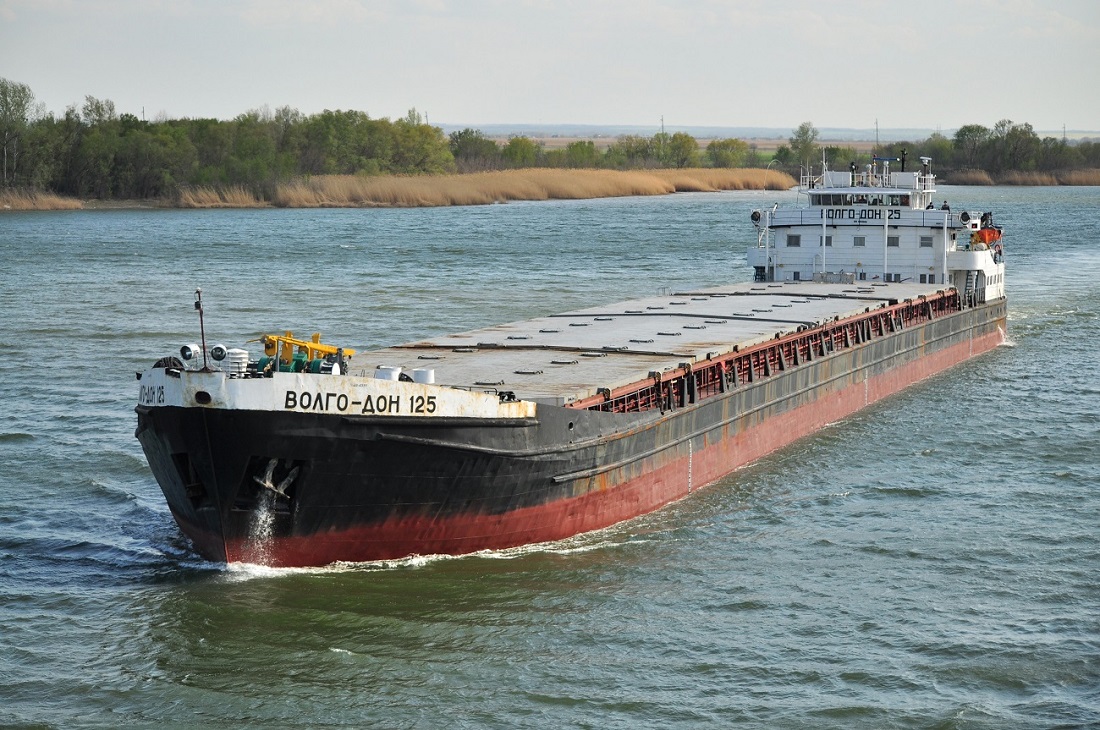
194, 288, 209, 371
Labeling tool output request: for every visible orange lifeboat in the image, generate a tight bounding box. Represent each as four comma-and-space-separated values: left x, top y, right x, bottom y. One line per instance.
972, 227, 1003, 245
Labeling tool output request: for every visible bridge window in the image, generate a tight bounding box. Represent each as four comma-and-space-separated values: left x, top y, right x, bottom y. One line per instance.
854, 235, 866, 247
819, 235, 833, 247
887, 236, 900, 247
920, 236, 933, 248
787, 234, 801, 247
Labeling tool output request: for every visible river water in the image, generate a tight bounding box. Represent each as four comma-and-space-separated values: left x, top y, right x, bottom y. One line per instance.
2, 186, 1098, 728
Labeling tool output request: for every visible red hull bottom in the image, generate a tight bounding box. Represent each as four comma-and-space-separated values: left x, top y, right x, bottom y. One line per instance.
173, 327, 1005, 567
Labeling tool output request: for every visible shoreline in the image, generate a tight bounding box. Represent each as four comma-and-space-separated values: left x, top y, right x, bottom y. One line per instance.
3, 166, 1098, 212
0, 169, 777, 212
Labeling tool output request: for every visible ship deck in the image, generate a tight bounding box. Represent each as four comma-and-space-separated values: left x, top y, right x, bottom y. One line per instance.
350, 281, 949, 406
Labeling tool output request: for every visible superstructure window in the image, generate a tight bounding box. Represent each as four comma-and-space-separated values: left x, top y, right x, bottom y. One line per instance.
819, 235, 833, 247
887, 236, 900, 247
853, 236, 866, 247
920, 235, 933, 248
787, 234, 801, 247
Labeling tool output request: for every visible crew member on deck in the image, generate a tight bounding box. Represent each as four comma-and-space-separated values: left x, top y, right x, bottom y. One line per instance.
940, 200, 950, 210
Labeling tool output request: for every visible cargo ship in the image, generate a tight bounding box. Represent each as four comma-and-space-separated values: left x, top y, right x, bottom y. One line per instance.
136, 156, 1006, 567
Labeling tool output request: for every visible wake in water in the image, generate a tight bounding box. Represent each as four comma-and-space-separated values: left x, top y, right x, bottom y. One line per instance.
215, 520, 658, 581
240, 491, 276, 566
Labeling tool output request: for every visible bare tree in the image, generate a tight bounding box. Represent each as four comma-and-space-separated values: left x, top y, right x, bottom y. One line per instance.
0, 78, 39, 186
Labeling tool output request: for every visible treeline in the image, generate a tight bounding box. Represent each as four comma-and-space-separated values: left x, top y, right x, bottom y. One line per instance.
448, 129, 756, 172
0, 77, 758, 200
2, 76, 1099, 202
775, 120, 1100, 177
0, 79, 453, 199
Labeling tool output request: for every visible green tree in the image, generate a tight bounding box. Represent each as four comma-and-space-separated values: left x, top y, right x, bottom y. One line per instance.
189, 118, 235, 185
823, 145, 859, 169
986, 119, 1040, 172
229, 110, 278, 191
81, 96, 117, 126
449, 128, 500, 172
1038, 137, 1080, 170
1077, 140, 1100, 167
501, 136, 539, 168
650, 132, 671, 166
666, 132, 699, 168
541, 148, 567, 168
772, 144, 794, 166
604, 135, 652, 169
789, 121, 820, 167
922, 133, 954, 168
953, 124, 989, 168
392, 117, 453, 174
706, 138, 749, 168
564, 140, 599, 168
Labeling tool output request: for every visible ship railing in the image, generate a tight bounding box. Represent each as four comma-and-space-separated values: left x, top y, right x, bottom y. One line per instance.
799, 171, 823, 190
577, 291, 963, 415
839, 171, 937, 192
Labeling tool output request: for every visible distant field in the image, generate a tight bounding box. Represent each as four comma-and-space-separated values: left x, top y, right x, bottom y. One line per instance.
489, 135, 880, 153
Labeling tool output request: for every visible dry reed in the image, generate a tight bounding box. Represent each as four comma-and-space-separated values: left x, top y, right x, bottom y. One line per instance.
271, 168, 798, 208
0, 189, 83, 211
947, 169, 996, 185
997, 171, 1059, 186
650, 168, 795, 192
177, 185, 265, 208
1054, 169, 1100, 185
947, 168, 1100, 186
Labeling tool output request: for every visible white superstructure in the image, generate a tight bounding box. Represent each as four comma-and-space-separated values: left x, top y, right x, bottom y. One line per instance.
749, 156, 1005, 306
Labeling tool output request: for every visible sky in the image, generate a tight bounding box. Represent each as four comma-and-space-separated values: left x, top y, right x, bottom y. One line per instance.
2, 0, 1098, 134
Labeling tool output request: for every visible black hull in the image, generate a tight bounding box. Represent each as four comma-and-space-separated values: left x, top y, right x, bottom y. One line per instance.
137, 299, 1007, 566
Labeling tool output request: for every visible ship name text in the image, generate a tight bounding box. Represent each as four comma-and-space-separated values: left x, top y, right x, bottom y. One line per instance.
139, 384, 165, 405
821, 208, 901, 221
283, 390, 437, 415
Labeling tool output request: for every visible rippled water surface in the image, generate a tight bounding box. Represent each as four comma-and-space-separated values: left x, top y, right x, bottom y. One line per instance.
2, 187, 1098, 727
